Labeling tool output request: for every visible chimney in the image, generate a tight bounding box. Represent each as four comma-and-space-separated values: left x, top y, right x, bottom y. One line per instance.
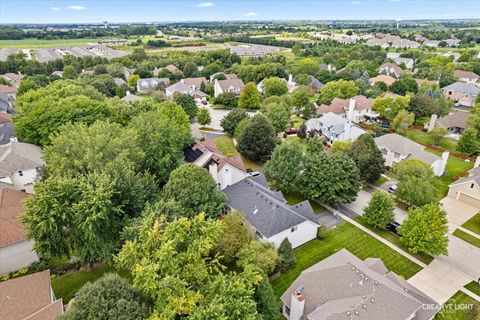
223, 167, 232, 189
288, 74, 294, 85
126, 90, 131, 96
439, 151, 449, 176
290, 287, 305, 320
209, 162, 219, 185
344, 121, 351, 141
180, 79, 185, 84
427, 114, 438, 132
347, 98, 356, 122
474, 156, 480, 169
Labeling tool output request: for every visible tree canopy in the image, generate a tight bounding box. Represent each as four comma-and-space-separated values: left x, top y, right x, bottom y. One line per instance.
237, 114, 277, 162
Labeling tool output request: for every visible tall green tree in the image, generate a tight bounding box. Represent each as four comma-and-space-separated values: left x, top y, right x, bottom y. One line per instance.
264, 102, 290, 133
220, 108, 249, 135
174, 94, 198, 120
237, 114, 277, 162
264, 141, 303, 193
236, 241, 278, 276
276, 238, 296, 273
348, 134, 385, 183
291, 88, 314, 119
399, 203, 449, 256
162, 164, 227, 218
318, 80, 359, 105
392, 110, 415, 135
428, 127, 448, 146
263, 77, 288, 97
363, 191, 395, 229
183, 62, 197, 78
197, 107, 211, 128
60, 273, 151, 320
457, 128, 479, 155
238, 82, 261, 110
63, 65, 78, 79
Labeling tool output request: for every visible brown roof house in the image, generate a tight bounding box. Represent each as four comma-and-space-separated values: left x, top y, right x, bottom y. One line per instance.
181, 77, 207, 91
281, 249, 438, 320
0, 270, 63, 320
369, 74, 396, 87
316, 95, 377, 123
0, 141, 44, 194
0, 73, 23, 88
442, 82, 480, 108
379, 62, 404, 78
184, 139, 248, 190
214, 78, 245, 97
0, 188, 39, 275
425, 112, 470, 135
453, 70, 480, 84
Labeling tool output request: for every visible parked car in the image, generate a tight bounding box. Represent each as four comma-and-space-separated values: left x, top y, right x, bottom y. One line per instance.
246, 169, 260, 177
387, 221, 401, 235
388, 184, 398, 193
285, 128, 297, 135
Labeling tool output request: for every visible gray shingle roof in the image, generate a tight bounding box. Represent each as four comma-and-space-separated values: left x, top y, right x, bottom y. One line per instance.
449, 174, 480, 187
407, 149, 440, 165
375, 133, 423, 156
222, 174, 318, 238
437, 112, 469, 129
442, 82, 480, 96
281, 249, 438, 320
0, 141, 44, 176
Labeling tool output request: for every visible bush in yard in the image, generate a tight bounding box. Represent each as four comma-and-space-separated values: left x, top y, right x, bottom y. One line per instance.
237, 114, 276, 162
363, 191, 395, 229
214, 93, 238, 109
316, 226, 329, 239
60, 273, 151, 320
197, 107, 211, 127
276, 238, 296, 273
236, 241, 278, 275
348, 134, 385, 183
220, 108, 249, 135
398, 203, 448, 256
391, 110, 415, 135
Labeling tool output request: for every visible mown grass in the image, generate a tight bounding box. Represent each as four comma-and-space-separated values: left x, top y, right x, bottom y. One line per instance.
406, 129, 459, 153
215, 136, 238, 157
465, 281, 480, 296
283, 192, 326, 213
271, 222, 422, 297
462, 214, 480, 236
434, 291, 480, 320
453, 229, 480, 249
373, 176, 389, 187
0, 38, 103, 49
51, 264, 130, 303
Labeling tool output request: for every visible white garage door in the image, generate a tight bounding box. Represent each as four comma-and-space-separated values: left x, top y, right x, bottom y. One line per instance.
458, 193, 480, 209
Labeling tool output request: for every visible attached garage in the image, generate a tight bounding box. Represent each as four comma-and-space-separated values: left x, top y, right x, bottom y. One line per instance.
457, 193, 480, 208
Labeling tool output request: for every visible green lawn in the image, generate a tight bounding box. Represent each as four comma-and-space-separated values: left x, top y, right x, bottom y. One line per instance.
215, 136, 238, 157
271, 222, 422, 297
290, 115, 305, 128
462, 214, 480, 236
0, 38, 103, 49
465, 281, 480, 296
51, 264, 130, 303
284, 135, 307, 148
355, 217, 434, 264
283, 192, 326, 213
406, 129, 459, 153
434, 291, 480, 320
425, 148, 474, 197
453, 229, 480, 248
373, 176, 389, 187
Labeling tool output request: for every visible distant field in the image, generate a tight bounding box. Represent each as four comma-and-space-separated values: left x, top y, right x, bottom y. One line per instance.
0, 38, 103, 49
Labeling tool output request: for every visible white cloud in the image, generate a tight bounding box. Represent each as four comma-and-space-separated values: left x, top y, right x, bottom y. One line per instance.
351, 1, 361, 4
244, 12, 258, 17
50, 6, 61, 11
196, 2, 214, 7
66, 5, 86, 11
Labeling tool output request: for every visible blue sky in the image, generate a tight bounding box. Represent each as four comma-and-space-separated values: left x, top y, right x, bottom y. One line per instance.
1, 0, 479, 24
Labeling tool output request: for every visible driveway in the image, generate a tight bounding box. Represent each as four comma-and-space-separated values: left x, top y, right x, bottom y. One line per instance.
344, 189, 408, 223
441, 196, 479, 228
408, 259, 471, 304
437, 234, 480, 281
203, 106, 258, 131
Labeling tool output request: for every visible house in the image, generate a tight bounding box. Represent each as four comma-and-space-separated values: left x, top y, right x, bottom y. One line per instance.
184, 139, 248, 190
209, 72, 238, 81
447, 157, 480, 208
136, 77, 170, 93
425, 112, 470, 134
305, 112, 366, 144
281, 249, 438, 320
453, 70, 480, 84
153, 64, 180, 76
113, 77, 126, 87
424, 39, 441, 48
445, 38, 461, 47
165, 81, 195, 97
386, 52, 401, 59
393, 57, 414, 69
309, 76, 324, 92
223, 174, 320, 248
442, 82, 480, 108
316, 96, 377, 123
0, 188, 39, 275
0, 141, 44, 193
379, 62, 404, 78
257, 76, 297, 94
375, 133, 449, 176
214, 78, 245, 97
122, 67, 136, 79
191, 90, 209, 103
0, 73, 23, 88
0, 270, 64, 320
181, 77, 207, 90
121, 91, 141, 102
51, 70, 63, 78
369, 74, 396, 87
0, 85, 17, 98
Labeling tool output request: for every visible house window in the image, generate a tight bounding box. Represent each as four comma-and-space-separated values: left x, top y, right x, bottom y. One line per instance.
18, 171, 23, 176
471, 183, 475, 189
381, 148, 388, 156
394, 152, 400, 159
291, 226, 298, 233
285, 305, 290, 316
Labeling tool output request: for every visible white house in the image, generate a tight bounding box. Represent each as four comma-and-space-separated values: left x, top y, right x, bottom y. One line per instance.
136, 77, 170, 93
165, 81, 195, 97
0, 188, 39, 275
305, 112, 366, 145
184, 139, 248, 190
316, 96, 378, 123
375, 133, 449, 176
447, 157, 480, 208
214, 78, 245, 97
223, 174, 320, 249
0, 141, 44, 193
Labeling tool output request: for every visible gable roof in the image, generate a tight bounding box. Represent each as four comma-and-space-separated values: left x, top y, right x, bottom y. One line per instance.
281, 249, 438, 320
166, 81, 193, 94
442, 82, 480, 96
375, 133, 423, 156
0, 85, 17, 94
0, 188, 28, 247
453, 70, 479, 80
0, 270, 63, 320
121, 93, 141, 102
380, 62, 404, 76
184, 140, 246, 173
369, 75, 396, 86
0, 141, 44, 176
137, 77, 170, 90
310, 76, 324, 89
183, 77, 207, 88
223, 174, 318, 238
217, 78, 245, 91
449, 174, 480, 187
437, 112, 470, 129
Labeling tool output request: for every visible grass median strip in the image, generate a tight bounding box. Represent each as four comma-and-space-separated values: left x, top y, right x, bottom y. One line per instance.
453, 229, 480, 249
462, 214, 480, 236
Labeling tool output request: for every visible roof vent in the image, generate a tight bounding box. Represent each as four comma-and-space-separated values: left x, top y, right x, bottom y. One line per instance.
253, 209, 258, 215
365, 277, 369, 281
404, 288, 409, 292
374, 280, 378, 285
295, 286, 304, 295
363, 304, 367, 309
370, 298, 375, 303
354, 311, 359, 315
350, 305, 354, 308
346, 311, 351, 316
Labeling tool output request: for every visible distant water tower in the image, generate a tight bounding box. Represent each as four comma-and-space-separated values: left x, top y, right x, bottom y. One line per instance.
103, 20, 109, 29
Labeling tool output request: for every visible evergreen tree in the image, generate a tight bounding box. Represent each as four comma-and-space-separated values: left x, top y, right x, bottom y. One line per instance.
277, 238, 296, 273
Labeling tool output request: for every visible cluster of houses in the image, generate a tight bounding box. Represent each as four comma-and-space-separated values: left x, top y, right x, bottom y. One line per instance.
366, 33, 460, 49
